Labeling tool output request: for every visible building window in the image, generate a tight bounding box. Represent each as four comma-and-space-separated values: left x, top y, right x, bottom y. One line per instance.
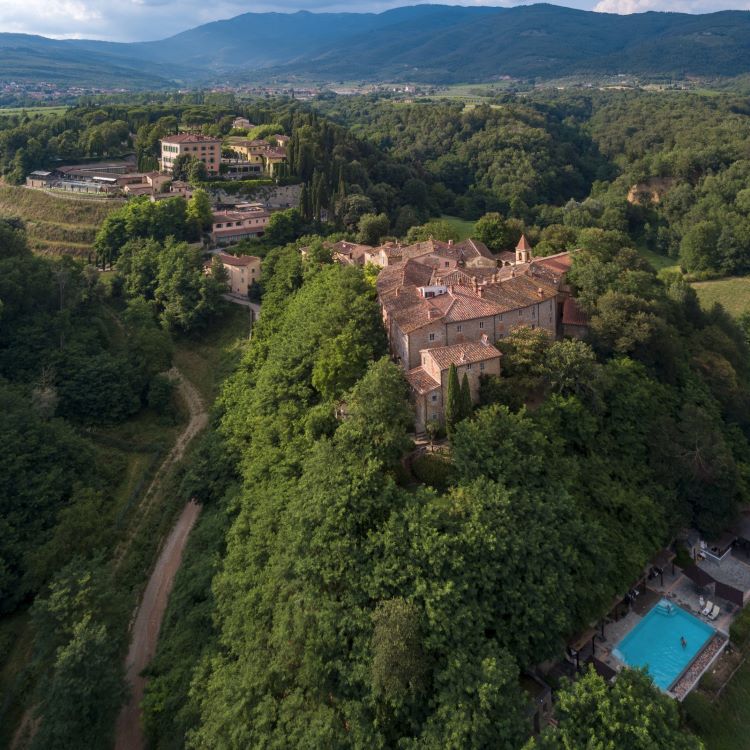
429, 333, 435, 341
532, 307, 536, 318
518, 309, 522, 316
479, 321, 484, 329
456, 325, 462, 333
467, 363, 472, 370
431, 394, 437, 402
480, 362, 485, 371
431, 413, 437, 420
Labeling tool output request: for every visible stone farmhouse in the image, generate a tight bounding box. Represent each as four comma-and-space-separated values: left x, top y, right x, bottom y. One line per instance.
213, 252, 262, 295
372, 236, 575, 432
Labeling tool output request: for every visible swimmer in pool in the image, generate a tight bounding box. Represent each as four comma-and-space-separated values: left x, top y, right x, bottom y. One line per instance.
680, 636, 687, 649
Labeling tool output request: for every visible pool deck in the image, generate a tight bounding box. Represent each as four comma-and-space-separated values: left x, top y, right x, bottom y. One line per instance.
590, 566, 738, 700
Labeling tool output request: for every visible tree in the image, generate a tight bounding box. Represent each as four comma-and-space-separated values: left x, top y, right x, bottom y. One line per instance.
186, 188, 213, 238
528, 667, 703, 750
171, 153, 195, 181
474, 212, 516, 251
264, 209, 303, 246
460, 371, 472, 420
371, 598, 428, 701
445, 363, 461, 434
30, 560, 126, 750
680, 220, 720, 273
542, 339, 598, 398
188, 159, 208, 184
339, 194, 375, 231
357, 212, 390, 246
155, 240, 224, 332
405, 220, 460, 244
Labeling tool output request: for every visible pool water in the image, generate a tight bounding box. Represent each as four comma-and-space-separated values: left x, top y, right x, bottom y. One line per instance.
613, 600, 715, 690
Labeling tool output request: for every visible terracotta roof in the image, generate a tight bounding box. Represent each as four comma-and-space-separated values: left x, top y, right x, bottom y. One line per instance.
406, 366, 440, 394
532, 251, 573, 276
216, 252, 261, 267
562, 297, 589, 327
480, 275, 558, 312
391, 293, 454, 333
432, 266, 497, 286
332, 241, 372, 265
161, 134, 221, 144
423, 340, 501, 371
377, 259, 434, 297
453, 238, 495, 261
443, 287, 502, 322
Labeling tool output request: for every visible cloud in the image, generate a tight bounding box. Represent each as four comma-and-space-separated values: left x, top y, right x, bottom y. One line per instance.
594, 0, 750, 11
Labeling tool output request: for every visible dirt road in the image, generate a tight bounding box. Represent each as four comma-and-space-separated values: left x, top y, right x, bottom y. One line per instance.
114, 500, 201, 750
114, 368, 208, 750
113, 367, 208, 569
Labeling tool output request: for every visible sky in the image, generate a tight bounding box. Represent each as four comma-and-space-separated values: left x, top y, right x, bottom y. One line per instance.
0, 0, 748, 43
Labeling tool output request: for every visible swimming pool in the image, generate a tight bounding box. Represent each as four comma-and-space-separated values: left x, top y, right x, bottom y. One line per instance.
613, 600, 715, 691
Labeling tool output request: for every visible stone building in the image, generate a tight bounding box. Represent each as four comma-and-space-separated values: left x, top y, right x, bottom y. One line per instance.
160, 134, 222, 176
214, 252, 261, 295
407, 337, 502, 433
375, 236, 574, 431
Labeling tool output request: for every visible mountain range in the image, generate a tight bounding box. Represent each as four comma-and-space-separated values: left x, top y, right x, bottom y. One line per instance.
2, 4, 750, 87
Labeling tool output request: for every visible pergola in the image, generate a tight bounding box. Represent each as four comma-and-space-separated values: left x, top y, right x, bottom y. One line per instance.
682, 563, 715, 589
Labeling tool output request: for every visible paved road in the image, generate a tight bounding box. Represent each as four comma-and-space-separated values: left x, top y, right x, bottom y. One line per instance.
222, 293, 261, 319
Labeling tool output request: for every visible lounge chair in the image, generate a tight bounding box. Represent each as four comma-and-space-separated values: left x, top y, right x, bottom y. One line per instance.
709, 604, 720, 621
701, 601, 714, 616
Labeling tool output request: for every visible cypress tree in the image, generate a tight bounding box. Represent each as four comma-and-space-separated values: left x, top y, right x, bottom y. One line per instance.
460, 372, 473, 420
445, 364, 461, 434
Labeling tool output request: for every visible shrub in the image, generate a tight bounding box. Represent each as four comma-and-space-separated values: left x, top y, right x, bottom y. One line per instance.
411, 453, 456, 492
673, 545, 693, 570
730, 605, 750, 648
682, 691, 715, 734
148, 374, 175, 416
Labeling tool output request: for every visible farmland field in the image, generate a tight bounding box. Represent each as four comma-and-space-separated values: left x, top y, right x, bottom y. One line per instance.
692, 276, 750, 318
0, 106, 69, 118
0, 185, 120, 258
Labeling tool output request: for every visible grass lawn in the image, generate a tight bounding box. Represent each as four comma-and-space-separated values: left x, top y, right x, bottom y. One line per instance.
441, 215, 476, 241
692, 277, 750, 318
637, 246, 680, 273
172, 302, 252, 404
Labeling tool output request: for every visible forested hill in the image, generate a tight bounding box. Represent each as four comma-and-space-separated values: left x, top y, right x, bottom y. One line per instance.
3, 5, 750, 86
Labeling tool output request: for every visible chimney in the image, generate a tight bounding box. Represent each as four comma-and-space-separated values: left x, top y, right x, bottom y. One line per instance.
472, 277, 478, 292
477, 287, 483, 298
448, 284, 454, 294
537, 287, 544, 298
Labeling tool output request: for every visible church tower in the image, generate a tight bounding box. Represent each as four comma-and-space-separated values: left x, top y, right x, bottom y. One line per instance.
515, 234, 532, 264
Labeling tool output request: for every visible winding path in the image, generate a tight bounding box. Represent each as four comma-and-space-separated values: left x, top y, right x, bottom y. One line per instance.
114, 369, 208, 750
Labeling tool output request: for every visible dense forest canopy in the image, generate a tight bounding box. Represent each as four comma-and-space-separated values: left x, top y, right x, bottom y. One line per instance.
4, 88, 750, 748
138, 224, 750, 748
